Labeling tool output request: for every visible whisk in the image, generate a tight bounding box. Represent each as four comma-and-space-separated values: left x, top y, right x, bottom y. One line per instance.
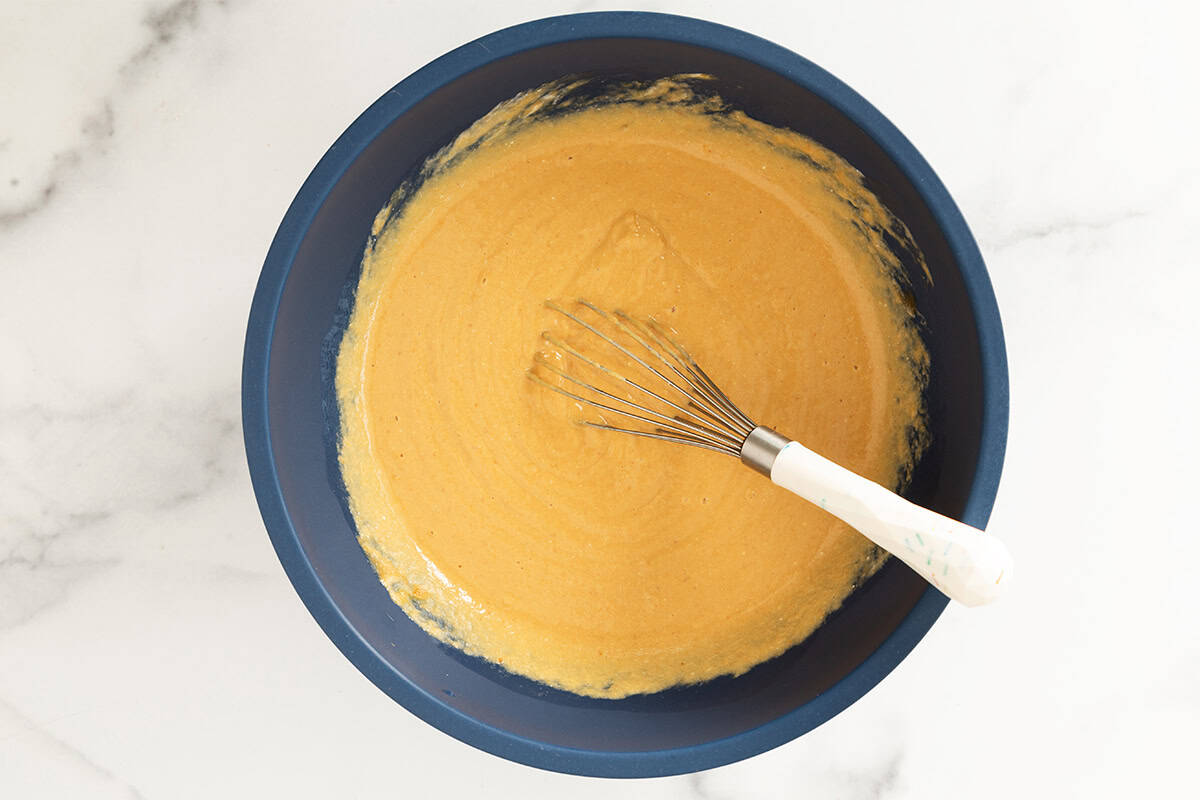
528, 300, 1011, 607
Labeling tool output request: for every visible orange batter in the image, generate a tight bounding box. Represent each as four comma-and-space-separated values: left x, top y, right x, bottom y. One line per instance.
336, 77, 928, 698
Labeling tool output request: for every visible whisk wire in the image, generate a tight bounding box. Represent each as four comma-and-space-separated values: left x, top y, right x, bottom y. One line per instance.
540, 333, 739, 442
640, 316, 757, 430
532, 300, 761, 455
528, 367, 742, 451
580, 421, 742, 457
551, 301, 753, 439
550, 301, 720, 419
607, 311, 755, 438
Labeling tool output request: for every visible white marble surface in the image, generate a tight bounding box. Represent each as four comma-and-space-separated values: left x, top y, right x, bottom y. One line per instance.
2, 0, 1196, 796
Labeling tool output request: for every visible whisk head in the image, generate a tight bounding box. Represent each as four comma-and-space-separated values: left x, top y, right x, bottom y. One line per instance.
527, 300, 760, 457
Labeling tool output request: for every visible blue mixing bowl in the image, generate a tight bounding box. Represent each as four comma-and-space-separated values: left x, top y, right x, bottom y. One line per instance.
242, 12, 1008, 777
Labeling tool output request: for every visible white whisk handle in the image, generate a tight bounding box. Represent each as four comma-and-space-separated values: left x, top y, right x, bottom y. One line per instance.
769, 440, 1011, 607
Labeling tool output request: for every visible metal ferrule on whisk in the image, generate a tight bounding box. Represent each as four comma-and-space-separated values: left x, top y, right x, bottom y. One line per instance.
739, 426, 791, 477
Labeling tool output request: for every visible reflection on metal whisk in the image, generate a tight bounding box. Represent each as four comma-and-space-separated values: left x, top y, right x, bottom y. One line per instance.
528, 300, 758, 458
526, 299, 1012, 608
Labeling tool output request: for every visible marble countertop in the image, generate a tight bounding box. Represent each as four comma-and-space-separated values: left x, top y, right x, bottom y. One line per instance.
2, 1, 1195, 797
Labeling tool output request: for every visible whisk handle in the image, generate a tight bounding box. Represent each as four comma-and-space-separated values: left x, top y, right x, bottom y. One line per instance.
768, 439, 1011, 607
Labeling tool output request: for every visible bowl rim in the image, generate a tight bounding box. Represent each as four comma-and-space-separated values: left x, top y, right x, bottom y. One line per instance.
242, 10, 1009, 778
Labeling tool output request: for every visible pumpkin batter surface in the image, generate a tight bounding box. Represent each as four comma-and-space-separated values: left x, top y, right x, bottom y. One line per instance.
336, 78, 928, 698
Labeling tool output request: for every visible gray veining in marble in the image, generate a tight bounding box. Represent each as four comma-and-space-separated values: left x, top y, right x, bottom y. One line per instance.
1, 0, 236, 229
